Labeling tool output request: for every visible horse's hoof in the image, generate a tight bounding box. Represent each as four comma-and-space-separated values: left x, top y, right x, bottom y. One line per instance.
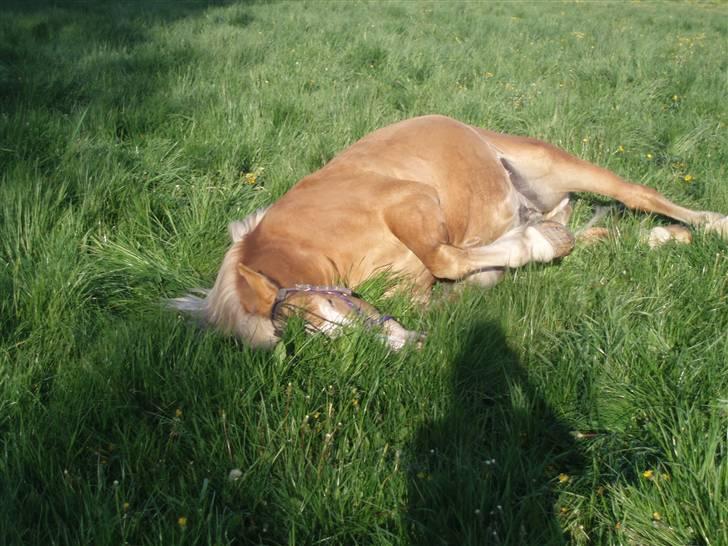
705, 216, 728, 240
643, 225, 692, 249
577, 226, 610, 245
534, 221, 576, 259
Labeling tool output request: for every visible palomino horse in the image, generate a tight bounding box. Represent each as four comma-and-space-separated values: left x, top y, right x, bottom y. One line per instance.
171, 115, 727, 350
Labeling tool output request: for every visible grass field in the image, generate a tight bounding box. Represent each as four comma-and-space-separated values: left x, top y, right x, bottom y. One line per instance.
1, 1, 727, 544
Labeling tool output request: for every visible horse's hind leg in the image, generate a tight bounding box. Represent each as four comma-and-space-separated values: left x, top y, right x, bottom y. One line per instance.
486, 130, 728, 239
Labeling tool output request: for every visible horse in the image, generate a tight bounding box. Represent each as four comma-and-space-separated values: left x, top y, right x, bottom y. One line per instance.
170, 115, 727, 350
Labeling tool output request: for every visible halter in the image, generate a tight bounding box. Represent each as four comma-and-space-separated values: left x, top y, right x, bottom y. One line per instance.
270, 284, 393, 334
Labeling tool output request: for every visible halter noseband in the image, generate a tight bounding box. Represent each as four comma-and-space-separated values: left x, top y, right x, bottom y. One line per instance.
270, 284, 393, 334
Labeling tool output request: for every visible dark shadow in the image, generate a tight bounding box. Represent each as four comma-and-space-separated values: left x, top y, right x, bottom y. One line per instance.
2, 0, 239, 21
0, 0, 268, 183
406, 321, 584, 545
0, 0, 245, 115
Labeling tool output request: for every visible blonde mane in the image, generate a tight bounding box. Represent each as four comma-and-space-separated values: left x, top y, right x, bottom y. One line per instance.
168, 207, 278, 348
228, 207, 269, 243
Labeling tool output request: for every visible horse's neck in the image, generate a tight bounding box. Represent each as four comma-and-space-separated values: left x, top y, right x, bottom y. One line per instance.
242, 239, 334, 288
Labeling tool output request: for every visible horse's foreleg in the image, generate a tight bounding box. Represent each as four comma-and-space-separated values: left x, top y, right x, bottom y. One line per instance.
384, 193, 575, 280
457, 221, 575, 275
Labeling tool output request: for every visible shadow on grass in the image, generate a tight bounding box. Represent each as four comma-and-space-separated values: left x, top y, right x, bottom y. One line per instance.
0, 0, 270, 179
0, 316, 286, 545
0, 0, 251, 115
406, 321, 583, 545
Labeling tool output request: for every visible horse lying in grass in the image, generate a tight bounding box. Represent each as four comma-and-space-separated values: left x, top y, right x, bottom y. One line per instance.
170, 115, 728, 350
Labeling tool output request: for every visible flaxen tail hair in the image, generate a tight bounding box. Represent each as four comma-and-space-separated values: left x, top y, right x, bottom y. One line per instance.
167, 206, 278, 348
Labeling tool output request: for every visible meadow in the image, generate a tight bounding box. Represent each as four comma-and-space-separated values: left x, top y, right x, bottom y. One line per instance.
1, 1, 727, 544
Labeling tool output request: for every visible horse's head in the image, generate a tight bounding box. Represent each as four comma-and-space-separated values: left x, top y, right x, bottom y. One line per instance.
237, 263, 423, 350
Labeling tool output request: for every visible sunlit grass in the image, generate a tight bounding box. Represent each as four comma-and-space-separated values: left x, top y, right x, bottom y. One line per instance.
1, 1, 727, 544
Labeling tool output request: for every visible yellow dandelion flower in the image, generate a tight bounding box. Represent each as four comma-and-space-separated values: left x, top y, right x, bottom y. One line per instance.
582, 137, 589, 143
560, 506, 569, 514
175, 408, 183, 418
652, 511, 661, 521
558, 473, 570, 484
244, 172, 258, 185
683, 174, 694, 182
178, 516, 188, 528
672, 95, 679, 101
646, 153, 653, 160
642, 469, 654, 479
615, 521, 621, 530
616, 145, 625, 153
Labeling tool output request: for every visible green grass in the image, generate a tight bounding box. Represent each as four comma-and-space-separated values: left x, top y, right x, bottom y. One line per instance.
1, 1, 727, 544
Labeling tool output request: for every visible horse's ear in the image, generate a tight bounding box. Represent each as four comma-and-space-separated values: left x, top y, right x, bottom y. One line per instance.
237, 263, 277, 314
